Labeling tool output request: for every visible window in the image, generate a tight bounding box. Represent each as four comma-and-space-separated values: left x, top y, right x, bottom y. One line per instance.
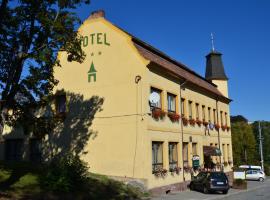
210, 143, 213, 146
202, 105, 206, 121
192, 143, 197, 155
183, 142, 189, 167
222, 144, 226, 160
188, 101, 193, 119
152, 142, 163, 172
150, 87, 162, 109
227, 144, 231, 160
167, 93, 176, 113
30, 139, 42, 162
225, 112, 228, 126
169, 143, 178, 170
5, 139, 23, 161
208, 107, 211, 123
213, 109, 216, 124
195, 103, 199, 120
220, 111, 223, 125
56, 94, 66, 114
181, 98, 186, 117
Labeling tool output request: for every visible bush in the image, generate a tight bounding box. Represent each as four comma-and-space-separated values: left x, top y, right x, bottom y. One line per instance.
40, 153, 89, 193
264, 163, 270, 176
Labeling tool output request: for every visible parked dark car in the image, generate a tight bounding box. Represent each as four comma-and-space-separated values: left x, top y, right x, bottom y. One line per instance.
189, 171, 230, 194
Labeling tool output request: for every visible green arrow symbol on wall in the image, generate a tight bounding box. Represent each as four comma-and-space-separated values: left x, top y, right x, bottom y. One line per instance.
88, 62, 97, 82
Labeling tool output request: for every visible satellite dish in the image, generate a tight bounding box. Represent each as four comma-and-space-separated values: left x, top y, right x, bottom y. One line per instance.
209, 123, 214, 130
149, 92, 160, 104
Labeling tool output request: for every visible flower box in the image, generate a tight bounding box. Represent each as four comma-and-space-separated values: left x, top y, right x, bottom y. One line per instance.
221, 125, 227, 131
167, 112, 180, 122
169, 167, 181, 175
189, 118, 196, 126
183, 166, 192, 173
214, 124, 220, 130
182, 117, 189, 126
153, 168, 168, 178
196, 119, 202, 126
152, 108, 166, 120
202, 120, 209, 127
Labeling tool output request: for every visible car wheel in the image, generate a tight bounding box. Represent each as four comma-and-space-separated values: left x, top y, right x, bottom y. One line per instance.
203, 186, 209, 194
259, 177, 264, 182
222, 190, 228, 194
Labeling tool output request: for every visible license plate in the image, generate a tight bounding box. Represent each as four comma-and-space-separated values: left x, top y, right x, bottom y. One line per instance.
217, 182, 224, 185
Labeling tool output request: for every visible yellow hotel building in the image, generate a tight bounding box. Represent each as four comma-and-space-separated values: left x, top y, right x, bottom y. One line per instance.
0, 10, 233, 193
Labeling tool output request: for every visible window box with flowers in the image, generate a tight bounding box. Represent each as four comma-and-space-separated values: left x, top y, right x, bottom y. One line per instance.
196, 119, 202, 126
223, 161, 228, 167
167, 112, 180, 122
202, 120, 209, 127
214, 124, 220, 131
221, 125, 227, 131
169, 167, 182, 175
153, 167, 168, 178
189, 118, 196, 126
182, 116, 189, 126
183, 165, 193, 173
152, 108, 166, 120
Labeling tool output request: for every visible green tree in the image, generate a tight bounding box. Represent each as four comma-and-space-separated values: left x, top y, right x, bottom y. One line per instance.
252, 121, 270, 165
0, 0, 90, 136
231, 119, 257, 166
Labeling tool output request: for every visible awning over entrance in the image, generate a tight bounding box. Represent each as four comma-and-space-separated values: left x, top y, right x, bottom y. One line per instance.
203, 146, 221, 156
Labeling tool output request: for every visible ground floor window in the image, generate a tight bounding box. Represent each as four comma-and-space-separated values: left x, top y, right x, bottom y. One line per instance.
30, 138, 42, 162
169, 142, 178, 170
192, 143, 197, 155
5, 139, 23, 161
183, 142, 189, 167
152, 142, 163, 172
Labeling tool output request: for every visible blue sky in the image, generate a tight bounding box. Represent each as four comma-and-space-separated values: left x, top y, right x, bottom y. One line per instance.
75, 0, 270, 121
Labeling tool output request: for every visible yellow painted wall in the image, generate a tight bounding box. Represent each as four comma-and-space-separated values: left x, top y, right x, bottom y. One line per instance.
54, 17, 149, 181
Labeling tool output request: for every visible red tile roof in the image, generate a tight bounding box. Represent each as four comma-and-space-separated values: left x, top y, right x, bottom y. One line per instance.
132, 38, 231, 103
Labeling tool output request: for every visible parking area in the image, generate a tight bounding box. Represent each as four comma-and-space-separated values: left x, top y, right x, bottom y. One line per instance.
151, 179, 269, 200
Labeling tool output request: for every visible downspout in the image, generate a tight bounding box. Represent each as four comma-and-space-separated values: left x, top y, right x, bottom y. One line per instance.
179, 80, 188, 181
215, 97, 222, 171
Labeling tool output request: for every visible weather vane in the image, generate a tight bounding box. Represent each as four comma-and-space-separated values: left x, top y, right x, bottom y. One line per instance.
211, 33, 215, 52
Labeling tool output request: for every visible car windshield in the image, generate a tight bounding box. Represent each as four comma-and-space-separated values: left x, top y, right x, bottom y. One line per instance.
210, 173, 226, 179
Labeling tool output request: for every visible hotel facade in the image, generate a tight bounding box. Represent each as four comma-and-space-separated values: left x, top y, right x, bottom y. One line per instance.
0, 11, 233, 192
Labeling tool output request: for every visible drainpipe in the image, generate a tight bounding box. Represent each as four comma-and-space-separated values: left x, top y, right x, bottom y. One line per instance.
215, 97, 222, 171
179, 80, 188, 182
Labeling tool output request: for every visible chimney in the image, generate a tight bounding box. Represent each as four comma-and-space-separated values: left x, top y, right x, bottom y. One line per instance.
88, 10, 105, 19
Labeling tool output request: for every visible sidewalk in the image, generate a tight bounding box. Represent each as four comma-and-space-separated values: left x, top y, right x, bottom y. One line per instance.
151, 179, 269, 200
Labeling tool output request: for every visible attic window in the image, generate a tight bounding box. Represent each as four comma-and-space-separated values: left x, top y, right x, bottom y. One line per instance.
55, 94, 66, 114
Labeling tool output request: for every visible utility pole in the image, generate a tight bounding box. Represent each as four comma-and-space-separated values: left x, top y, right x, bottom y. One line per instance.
258, 121, 264, 171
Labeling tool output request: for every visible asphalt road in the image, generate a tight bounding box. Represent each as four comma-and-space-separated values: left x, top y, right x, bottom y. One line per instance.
151, 179, 270, 200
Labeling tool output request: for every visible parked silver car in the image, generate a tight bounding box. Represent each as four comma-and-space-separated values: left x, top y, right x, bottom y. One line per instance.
246, 170, 265, 181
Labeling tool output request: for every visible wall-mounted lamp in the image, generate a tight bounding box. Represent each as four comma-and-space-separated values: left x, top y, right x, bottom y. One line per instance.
135, 75, 142, 84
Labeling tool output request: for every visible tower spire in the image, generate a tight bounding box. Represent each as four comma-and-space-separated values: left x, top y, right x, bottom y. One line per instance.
211, 33, 215, 52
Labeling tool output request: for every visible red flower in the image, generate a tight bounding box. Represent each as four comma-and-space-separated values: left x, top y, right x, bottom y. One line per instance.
189, 118, 196, 126
221, 125, 227, 131
167, 112, 180, 122
203, 120, 209, 126
215, 124, 220, 130
182, 117, 188, 126
196, 119, 202, 126
152, 108, 166, 120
